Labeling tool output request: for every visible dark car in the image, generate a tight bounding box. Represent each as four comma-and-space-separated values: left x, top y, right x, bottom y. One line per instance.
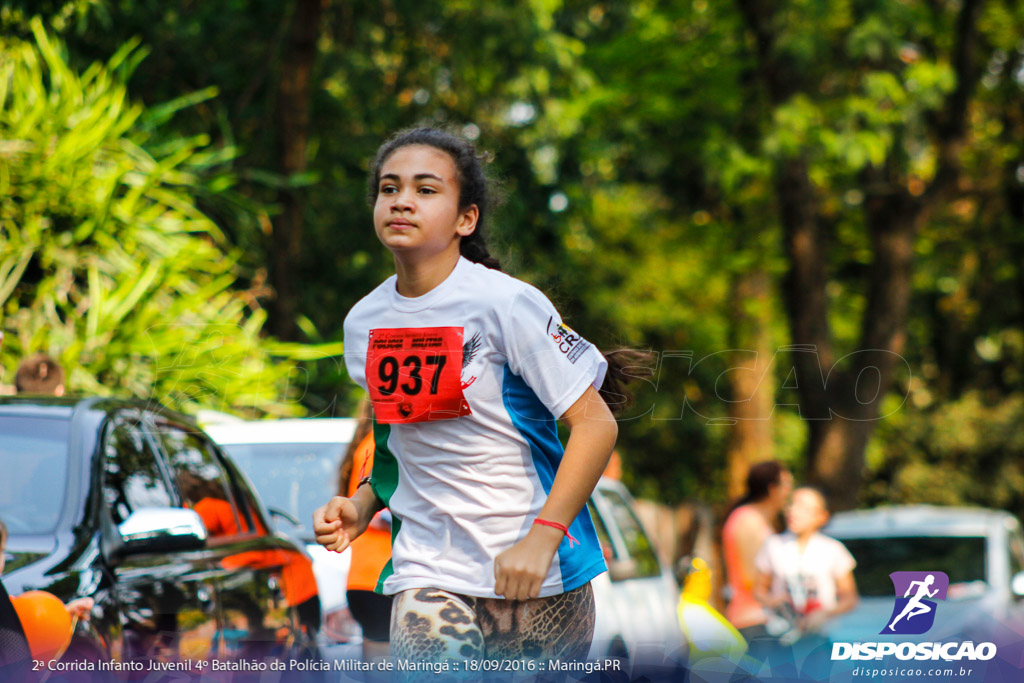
0, 396, 320, 677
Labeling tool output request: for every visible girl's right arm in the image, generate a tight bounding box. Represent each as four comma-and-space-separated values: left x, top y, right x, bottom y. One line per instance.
313, 483, 383, 553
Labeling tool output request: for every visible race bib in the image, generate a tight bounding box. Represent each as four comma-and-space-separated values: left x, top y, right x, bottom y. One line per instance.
366, 327, 472, 424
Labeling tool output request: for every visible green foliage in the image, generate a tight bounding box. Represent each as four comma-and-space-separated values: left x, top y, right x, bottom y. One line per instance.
865, 392, 1024, 518
0, 21, 341, 415
5, 0, 1022, 513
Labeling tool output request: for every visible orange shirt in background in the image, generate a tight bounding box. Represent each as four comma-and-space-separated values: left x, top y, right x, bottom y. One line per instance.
602, 450, 622, 480
722, 505, 771, 629
345, 433, 392, 593
193, 497, 240, 537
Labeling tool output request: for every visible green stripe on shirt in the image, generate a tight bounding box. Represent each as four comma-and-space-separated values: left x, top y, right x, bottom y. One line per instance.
371, 418, 399, 593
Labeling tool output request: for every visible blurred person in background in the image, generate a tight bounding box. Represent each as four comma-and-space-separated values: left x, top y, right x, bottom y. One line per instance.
14, 354, 65, 396
721, 461, 793, 642
751, 486, 857, 679
753, 486, 858, 641
0, 579, 30, 680
337, 411, 393, 661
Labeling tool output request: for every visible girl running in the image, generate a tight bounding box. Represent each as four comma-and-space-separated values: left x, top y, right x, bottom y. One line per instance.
313, 127, 633, 663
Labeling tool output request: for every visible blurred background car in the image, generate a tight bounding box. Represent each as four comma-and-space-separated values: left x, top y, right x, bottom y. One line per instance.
588, 477, 686, 666
203, 417, 363, 659
0, 396, 320, 673
822, 505, 1024, 642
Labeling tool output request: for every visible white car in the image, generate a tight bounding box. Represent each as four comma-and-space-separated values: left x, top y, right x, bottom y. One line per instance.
204, 418, 363, 658
588, 478, 687, 666
823, 505, 1024, 642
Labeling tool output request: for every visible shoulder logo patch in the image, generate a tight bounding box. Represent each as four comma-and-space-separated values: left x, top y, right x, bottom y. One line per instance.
546, 316, 591, 364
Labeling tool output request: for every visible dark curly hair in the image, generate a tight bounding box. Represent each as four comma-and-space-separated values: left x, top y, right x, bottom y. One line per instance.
368, 126, 501, 270
727, 460, 790, 516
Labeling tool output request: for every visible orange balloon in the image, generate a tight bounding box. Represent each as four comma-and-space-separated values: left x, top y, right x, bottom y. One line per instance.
11, 591, 73, 661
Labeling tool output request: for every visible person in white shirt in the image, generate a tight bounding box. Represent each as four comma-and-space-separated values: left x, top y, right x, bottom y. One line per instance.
313, 127, 641, 665
754, 486, 859, 640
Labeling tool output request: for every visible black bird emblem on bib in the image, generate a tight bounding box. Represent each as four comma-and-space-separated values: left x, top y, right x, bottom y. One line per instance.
460, 332, 482, 390
462, 332, 482, 368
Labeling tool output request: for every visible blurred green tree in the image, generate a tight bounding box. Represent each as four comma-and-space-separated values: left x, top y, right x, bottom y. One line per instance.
27, 0, 609, 414
729, 0, 1008, 509
6, 0, 1023, 516
551, 0, 1022, 510
0, 20, 342, 415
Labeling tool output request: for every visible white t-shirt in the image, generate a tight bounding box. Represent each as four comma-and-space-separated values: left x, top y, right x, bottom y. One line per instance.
343, 256, 609, 598
754, 531, 856, 614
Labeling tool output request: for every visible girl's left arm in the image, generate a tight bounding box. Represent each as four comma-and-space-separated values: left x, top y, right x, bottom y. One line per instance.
832, 570, 859, 616
493, 384, 617, 601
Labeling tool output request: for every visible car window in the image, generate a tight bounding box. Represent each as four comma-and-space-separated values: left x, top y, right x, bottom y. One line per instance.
153, 421, 248, 539
598, 488, 661, 579
840, 536, 987, 597
102, 415, 173, 525
0, 416, 70, 534
217, 454, 270, 537
221, 442, 344, 536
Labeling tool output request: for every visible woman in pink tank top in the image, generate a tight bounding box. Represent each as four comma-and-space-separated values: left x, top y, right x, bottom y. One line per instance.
722, 461, 793, 635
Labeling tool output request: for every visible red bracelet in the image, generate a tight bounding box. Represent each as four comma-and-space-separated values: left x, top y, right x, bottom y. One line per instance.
533, 518, 579, 548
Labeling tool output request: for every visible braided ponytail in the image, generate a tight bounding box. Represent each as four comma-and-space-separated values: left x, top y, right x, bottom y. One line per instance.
459, 230, 502, 271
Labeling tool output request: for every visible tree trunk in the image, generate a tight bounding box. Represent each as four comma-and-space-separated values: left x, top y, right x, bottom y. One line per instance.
725, 268, 776, 500
738, 0, 986, 509
269, 0, 323, 341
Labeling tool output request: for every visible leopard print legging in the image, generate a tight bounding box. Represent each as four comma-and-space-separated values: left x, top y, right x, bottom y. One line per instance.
390, 584, 595, 664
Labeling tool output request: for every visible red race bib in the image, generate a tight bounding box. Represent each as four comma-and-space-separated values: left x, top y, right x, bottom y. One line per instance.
366, 327, 472, 424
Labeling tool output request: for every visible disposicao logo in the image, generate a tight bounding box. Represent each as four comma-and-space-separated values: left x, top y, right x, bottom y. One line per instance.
883, 571, 949, 635
831, 570, 997, 663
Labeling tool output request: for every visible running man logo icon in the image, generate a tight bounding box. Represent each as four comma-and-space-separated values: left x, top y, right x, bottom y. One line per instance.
882, 571, 950, 635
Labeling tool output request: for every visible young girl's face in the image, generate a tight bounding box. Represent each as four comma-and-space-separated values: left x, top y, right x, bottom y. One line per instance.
785, 488, 828, 535
373, 144, 478, 259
